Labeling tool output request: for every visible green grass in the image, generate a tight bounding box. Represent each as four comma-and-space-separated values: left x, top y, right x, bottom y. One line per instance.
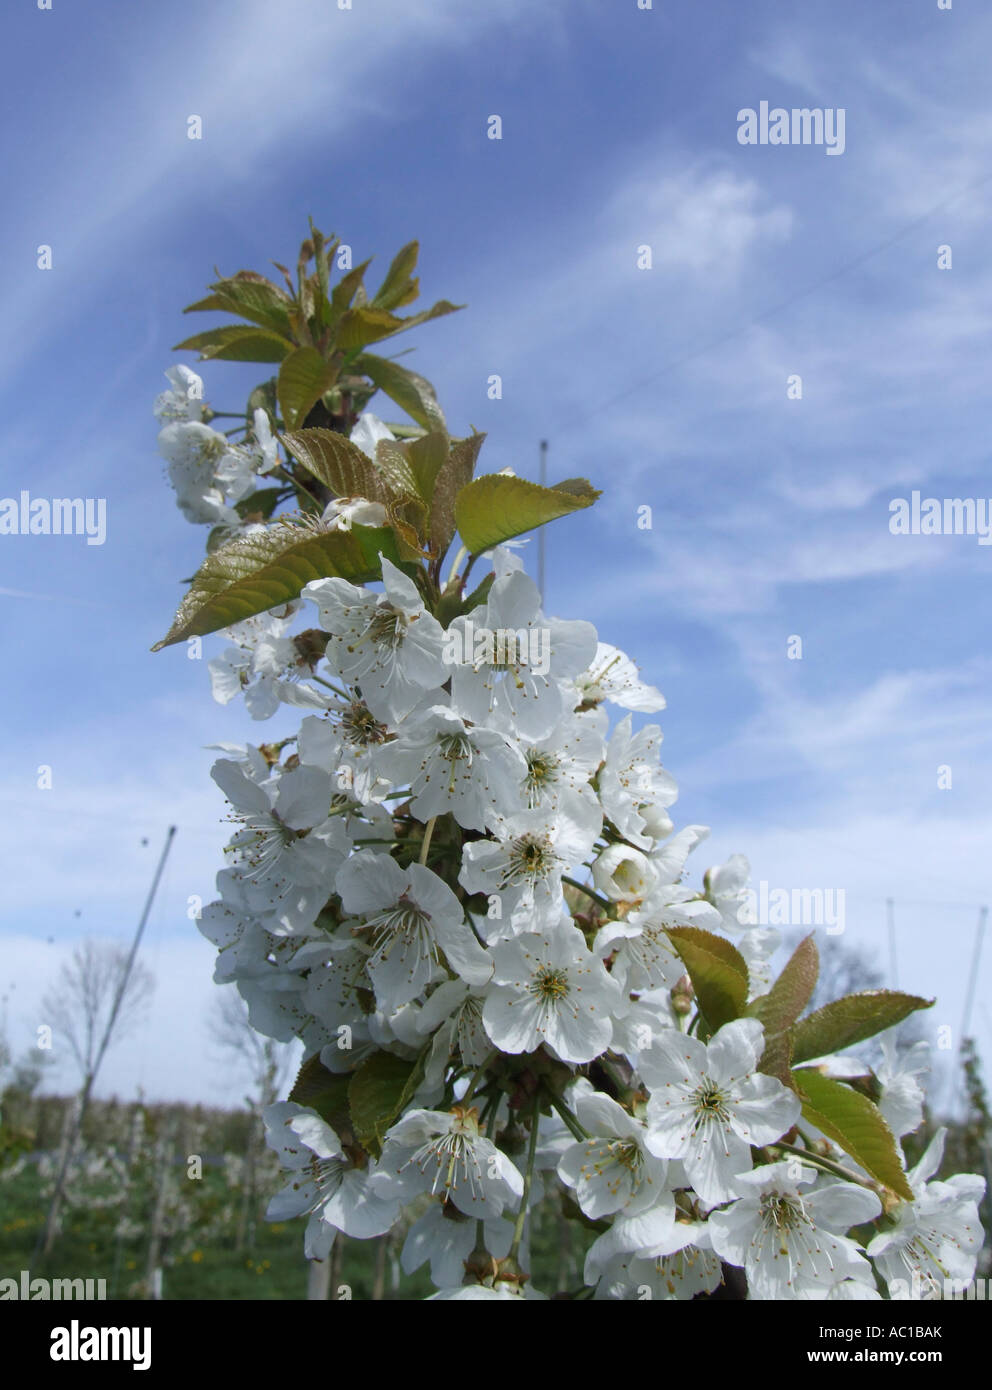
0, 1162, 590, 1299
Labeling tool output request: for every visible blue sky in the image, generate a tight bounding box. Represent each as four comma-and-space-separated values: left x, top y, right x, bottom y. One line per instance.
1, 0, 989, 1109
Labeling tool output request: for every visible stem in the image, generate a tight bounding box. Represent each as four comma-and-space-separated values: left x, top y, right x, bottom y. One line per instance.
310, 674, 349, 697
480, 1087, 502, 1136
459, 553, 479, 595
773, 1141, 878, 1190
509, 1096, 542, 1263
562, 876, 612, 915
445, 544, 469, 590
419, 816, 438, 866
277, 466, 323, 511
542, 1084, 589, 1141
461, 1051, 497, 1105
597, 1054, 628, 1093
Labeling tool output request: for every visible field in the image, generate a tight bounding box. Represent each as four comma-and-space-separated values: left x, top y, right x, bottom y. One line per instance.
0, 1095, 594, 1300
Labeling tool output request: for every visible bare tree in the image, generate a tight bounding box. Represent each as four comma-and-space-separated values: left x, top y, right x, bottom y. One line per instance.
42, 940, 154, 1085
209, 987, 293, 1112
35, 939, 155, 1257
209, 986, 295, 1251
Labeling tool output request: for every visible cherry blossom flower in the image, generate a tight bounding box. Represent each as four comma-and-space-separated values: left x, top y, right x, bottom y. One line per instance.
459, 793, 601, 940
447, 569, 597, 740
708, 1161, 881, 1300
867, 1128, 985, 1297
876, 1038, 929, 1140
591, 1221, 723, 1300
598, 715, 678, 850
153, 364, 205, 423
557, 1090, 668, 1219
335, 852, 493, 1010
305, 557, 447, 723
482, 919, 621, 1063
640, 1018, 801, 1205
574, 642, 666, 713
401, 1202, 513, 1290
372, 1105, 524, 1218
375, 704, 527, 832
263, 1102, 398, 1259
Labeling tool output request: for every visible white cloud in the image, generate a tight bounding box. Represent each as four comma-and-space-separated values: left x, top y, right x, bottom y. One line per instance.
605, 164, 793, 277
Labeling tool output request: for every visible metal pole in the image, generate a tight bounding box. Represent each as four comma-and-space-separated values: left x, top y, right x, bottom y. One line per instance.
538, 439, 548, 602
35, 825, 176, 1263
89, 825, 176, 1085
959, 906, 988, 1045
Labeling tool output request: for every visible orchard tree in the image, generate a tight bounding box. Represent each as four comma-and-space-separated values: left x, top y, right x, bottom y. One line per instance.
36, 939, 154, 1256
149, 225, 985, 1300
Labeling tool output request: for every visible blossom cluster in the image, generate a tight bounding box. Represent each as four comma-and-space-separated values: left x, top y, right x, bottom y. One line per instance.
157, 368, 985, 1301
154, 366, 277, 528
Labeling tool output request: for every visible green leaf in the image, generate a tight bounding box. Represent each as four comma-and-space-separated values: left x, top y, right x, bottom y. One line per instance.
758, 1030, 796, 1091
288, 1054, 353, 1139
406, 429, 450, 505
234, 487, 284, 521
184, 273, 294, 336
372, 240, 420, 311
277, 347, 340, 430
281, 428, 387, 501
336, 307, 407, 350
336, 299, 462, 351
375, 438, 422, 500
172, 324, 291, 363
454, 474, 600, 554
429, 432, 486, 557
794, 1068, 913, 1200
329, 258, 374, 318
791, 991, 935, 1066
664, 927, 749, 1032
748, 935, 818, 1089
354, 353, 446, 432
309, 224, 333, 327
748, 935, 819, 1035
245, 377, 279, 429
152, 521, 400, 649
183, 293, 231, 314
347, 1051, 418, 1158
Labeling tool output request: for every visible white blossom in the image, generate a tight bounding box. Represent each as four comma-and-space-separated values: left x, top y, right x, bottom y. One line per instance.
263, 1102, 398, 1259
640, 1018, 801, 1205
708, 1161, 881, 1300
372, 1105, 524, 1218
867, 1128, 985, 1297
482, 919, 621, 1064
305, 557, 447, 724
335, 852, 493, 1010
